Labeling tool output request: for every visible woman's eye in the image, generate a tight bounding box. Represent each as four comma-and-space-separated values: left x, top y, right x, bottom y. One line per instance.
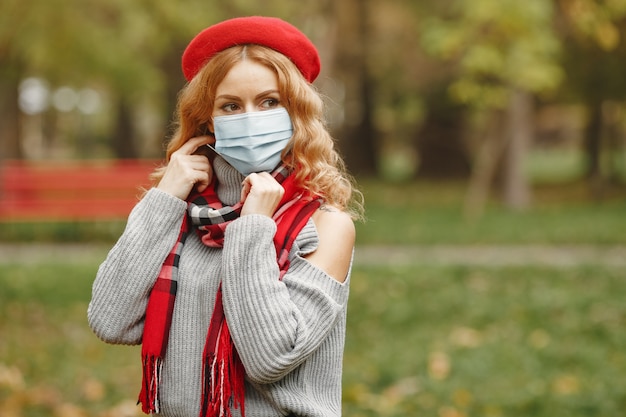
222, 103, 239, 112
261, 98, 279, 109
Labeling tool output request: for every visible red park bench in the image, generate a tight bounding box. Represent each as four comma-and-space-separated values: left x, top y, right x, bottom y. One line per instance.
0, 160, 161, 221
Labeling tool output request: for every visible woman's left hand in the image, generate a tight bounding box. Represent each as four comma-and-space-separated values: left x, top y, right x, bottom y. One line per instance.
240, 172, 285, 217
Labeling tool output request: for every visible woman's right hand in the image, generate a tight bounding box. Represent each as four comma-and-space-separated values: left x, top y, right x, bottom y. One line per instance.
156, 136, 215, 200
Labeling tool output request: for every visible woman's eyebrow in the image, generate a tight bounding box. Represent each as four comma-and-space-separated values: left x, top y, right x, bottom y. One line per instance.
255, 89, 280, 99
215, 94, 240, 101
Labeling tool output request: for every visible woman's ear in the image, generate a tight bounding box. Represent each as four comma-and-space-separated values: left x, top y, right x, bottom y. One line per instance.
205, 121, 214, 136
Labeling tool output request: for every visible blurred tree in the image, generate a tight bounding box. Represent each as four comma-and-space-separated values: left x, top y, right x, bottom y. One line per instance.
421, 0, 563, 218
0, 0, 164, 159
0, 0, 35, 159
331, 0, 379, 176
0, 65, 21, 160
394, 0, 473, 180
329, 0, 454, 179
556, 0, 626, 194
4, 0, 625, 198
413, 82, 471, 179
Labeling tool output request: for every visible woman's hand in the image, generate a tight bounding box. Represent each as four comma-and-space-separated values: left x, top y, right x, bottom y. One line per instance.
157, 136, 214, 200
240, 172, 285, 217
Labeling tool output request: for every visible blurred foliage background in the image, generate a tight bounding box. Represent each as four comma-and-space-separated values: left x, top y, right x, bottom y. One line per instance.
1, 0, 625, 217
1, 1, 626, 417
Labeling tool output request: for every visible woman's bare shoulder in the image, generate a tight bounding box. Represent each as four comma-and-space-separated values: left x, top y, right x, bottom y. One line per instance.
305, 204, 355, 283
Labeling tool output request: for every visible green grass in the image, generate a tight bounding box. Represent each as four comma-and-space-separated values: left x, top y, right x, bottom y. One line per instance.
1, 261, 625, 417
0, 221, 127, 244
0, 262, 142, 417
344, 264, 626, 417
355, 179, 626, 245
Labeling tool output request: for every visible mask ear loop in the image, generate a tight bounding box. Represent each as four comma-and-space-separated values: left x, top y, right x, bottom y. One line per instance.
201, 124, 220, 155
206, 143, 219, 154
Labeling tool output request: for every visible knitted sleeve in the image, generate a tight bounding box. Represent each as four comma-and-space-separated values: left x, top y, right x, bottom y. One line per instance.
87, 188, 187, 345
221, 214, 351, 384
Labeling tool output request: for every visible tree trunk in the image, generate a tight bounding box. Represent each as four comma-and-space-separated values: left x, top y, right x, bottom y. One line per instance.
111, 96, 138, 159
346, 70, 378, 176
333, 0, 378, 176
0, 72, 22, 160
463, 109, 507, 220
415, 87, 471, 179
464, 89, 534, 220
502, 88, 532, 211
160, 44, 187, 143
585, 99, 603, 178
602, 101, 622, 184
584, 98, 604, 197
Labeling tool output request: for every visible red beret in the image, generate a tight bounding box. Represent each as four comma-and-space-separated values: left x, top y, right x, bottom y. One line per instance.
182, 16, 321, 83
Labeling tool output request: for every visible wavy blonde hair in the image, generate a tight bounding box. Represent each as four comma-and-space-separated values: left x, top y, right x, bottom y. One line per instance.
153, 44, 363, 219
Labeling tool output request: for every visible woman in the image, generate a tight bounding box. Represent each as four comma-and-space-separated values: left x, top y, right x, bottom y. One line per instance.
88, 16, 362, 417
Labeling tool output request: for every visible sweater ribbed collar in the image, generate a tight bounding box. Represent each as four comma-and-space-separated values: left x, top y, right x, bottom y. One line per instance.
214, 156, 245, 206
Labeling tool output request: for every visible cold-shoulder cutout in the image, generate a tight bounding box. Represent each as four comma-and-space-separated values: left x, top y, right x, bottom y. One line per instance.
304, 205, 355, 283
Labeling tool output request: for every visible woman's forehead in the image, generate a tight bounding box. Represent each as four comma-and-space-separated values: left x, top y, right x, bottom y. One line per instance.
216, 60, 279, 96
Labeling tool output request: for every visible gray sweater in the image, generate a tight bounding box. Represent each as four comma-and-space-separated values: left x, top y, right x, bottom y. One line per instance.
88, 158, 351, 417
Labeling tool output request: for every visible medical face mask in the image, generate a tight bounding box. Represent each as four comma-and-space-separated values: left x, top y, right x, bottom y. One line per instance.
210, 108, 293, 176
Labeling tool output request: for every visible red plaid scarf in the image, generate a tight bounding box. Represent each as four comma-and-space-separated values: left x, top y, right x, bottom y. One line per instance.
138, 165, 321, 417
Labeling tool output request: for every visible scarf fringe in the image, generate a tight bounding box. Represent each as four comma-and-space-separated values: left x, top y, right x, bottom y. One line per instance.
200, 320, 246, 417
138, 354, 163, 414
